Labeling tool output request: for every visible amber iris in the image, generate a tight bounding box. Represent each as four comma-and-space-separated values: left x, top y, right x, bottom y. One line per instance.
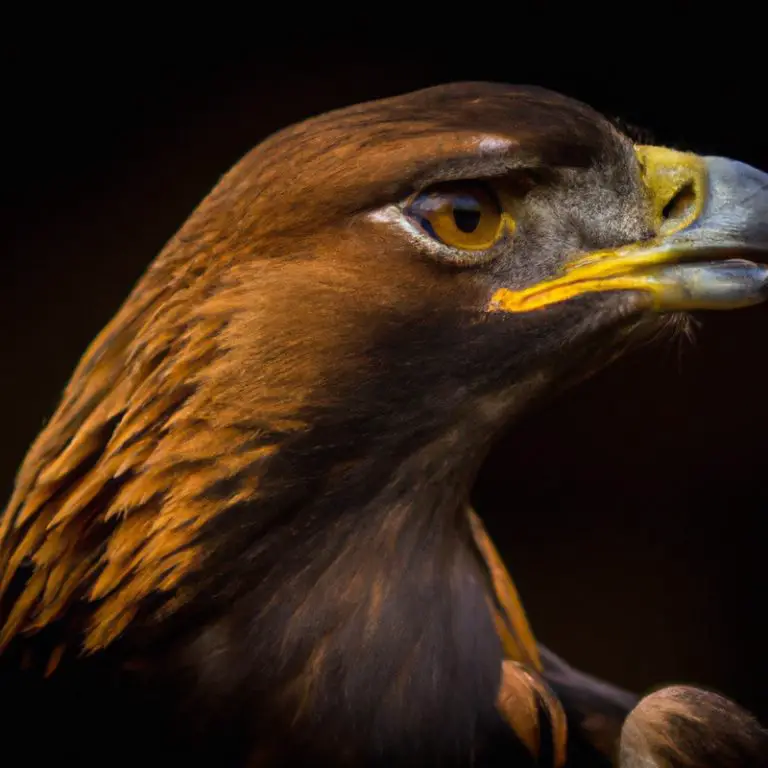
408, 182, 506, 250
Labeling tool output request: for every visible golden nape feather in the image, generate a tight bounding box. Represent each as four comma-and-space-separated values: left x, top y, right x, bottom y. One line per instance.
2, 81, 767, 767
0, 259, 240, 651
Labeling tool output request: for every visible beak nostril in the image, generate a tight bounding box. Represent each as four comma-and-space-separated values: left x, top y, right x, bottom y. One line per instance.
660, 180, 697, 233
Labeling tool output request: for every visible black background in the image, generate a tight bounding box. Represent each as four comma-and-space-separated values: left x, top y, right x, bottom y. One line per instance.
2, 17, 766, 722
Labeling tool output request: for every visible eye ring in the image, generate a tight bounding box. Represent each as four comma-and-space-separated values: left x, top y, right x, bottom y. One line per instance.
405, 181, 513, 255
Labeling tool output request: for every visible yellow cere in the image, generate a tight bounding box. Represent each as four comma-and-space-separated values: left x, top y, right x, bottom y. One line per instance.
488, 146, 709, 313
636, 145, 706, 237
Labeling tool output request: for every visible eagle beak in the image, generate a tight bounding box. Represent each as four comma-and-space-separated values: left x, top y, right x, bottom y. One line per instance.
490, 146, 768, 313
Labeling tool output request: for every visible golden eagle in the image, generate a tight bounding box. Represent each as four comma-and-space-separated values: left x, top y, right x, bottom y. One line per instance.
1, 82, 767, 767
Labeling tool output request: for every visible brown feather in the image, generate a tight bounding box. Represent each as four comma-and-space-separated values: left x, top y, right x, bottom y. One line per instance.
620, 685, 768, 767
0, 82, 666, 765
497, 661, 568, 768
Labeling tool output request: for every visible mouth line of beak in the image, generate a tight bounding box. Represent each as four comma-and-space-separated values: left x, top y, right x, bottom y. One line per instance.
490, 244, 768, 314
489, 149, 768, 315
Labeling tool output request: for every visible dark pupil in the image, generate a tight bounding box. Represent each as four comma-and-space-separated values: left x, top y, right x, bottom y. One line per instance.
451, 195, 482, 233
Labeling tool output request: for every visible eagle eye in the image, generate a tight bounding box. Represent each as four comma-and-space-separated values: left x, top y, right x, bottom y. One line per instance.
406, 182, 510, 252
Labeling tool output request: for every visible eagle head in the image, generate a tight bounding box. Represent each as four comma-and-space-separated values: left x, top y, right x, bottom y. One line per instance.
2, 82, 767, 766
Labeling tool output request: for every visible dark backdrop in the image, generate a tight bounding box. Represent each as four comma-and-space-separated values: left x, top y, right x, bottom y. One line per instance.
2, 24, 766, 721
